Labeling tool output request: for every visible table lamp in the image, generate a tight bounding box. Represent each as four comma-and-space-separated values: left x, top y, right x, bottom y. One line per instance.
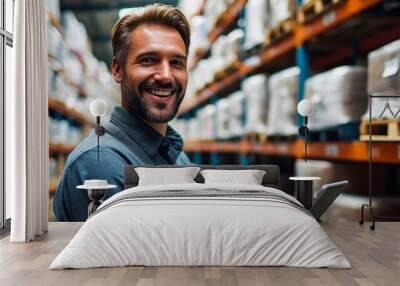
297, 99, 314, 162
90, 99, 106, 161
77, 100, 113, 216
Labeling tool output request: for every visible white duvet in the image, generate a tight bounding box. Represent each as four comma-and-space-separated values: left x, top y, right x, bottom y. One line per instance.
50, 183, 351, 269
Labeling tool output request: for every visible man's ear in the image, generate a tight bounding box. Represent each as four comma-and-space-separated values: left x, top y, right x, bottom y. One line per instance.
111, 56, 123, 83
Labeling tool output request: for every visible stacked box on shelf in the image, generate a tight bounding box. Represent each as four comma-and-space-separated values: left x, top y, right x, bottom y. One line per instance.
244, 0, 271, 50
190, 28, 244, 94
305, 66, 368, 133
225, 29, 244, 69
53, 75, 79, 101
188, 117, 201, 141
216, 98, 231, 140
242, 74, 269, 134
204, 0, 236, 33
198, 104, 217, 140
62, 12, 91, 57
47, 23, 63, 59
188, 15, 209, 65
367, 39, 400, 119
228, 91, 246, 137
266, 67, 299, 137
210, 35, 229, 76
269, 0, 296, 27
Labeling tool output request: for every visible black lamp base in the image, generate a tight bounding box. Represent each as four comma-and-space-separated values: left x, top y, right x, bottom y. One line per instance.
87, 188, 107, 216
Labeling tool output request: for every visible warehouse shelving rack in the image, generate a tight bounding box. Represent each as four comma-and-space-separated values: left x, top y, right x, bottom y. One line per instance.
47, 12, 97, 198
180, 0, 393, 115
47, 11, 94, 141
178, 0, 400, 166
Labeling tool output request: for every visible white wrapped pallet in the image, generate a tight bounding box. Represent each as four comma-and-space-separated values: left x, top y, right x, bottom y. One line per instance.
225, 29, 244, 67
366, 39, 400, 119
216, 99, 231, 139
269, 0, 296, 27
188, 117, 201, 141
368, 39, 400, 94
244, 0, 270, 49
198, 105, 217, 140
47, 24, 63, 59
211, 35, 229, 72
62, 12, 90, 54
192, 59, 215, 91
204, 0, 230, 32
228, 91, 246, 137
266, 67, 299, 136
189, 16, 209, 60
242, 75, 269, 134
305, 66, 368, 130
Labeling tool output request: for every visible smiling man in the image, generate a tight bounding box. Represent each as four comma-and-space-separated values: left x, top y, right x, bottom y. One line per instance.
54, 4, 192, 221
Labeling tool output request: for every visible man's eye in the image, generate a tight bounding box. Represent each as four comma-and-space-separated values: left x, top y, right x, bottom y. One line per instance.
172, 59, 185, 67
141, 58, 155, 65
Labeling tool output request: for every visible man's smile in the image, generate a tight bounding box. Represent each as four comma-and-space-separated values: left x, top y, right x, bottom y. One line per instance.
144, 87, 176, 97
143, 87, 176, 105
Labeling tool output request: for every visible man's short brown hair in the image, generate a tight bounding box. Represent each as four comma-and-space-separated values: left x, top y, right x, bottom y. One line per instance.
111, 3, 190, 66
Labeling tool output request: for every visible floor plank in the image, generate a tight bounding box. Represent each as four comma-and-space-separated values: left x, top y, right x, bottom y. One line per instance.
0, 220, 399, 286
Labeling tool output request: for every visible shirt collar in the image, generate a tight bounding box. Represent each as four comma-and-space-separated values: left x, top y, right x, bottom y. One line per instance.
109, 106, 184, 159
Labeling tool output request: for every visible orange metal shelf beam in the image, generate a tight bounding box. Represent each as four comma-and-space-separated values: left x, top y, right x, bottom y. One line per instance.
184, 140, 400, 164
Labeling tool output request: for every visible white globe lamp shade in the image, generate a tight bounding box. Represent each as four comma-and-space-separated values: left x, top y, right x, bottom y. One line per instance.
297, 99, 314, 117
90, 99, 107, 117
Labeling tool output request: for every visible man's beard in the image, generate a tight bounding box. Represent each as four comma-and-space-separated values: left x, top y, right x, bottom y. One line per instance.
121, 75, 185, 123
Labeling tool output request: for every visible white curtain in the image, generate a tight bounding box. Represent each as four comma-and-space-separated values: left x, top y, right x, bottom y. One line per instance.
7, 0, 49, 242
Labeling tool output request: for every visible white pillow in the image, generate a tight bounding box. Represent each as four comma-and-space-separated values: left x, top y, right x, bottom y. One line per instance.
135, 167, 201, 186
200, 169, 266, 185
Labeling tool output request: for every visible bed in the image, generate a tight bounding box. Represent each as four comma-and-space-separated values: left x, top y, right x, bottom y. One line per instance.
50, 165, 350, 269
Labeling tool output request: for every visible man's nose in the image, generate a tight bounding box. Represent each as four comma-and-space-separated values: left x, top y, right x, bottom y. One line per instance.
154, 60, 173, 83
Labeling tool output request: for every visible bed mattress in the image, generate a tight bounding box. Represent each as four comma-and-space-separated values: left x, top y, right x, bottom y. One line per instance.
50, 183, 351, 269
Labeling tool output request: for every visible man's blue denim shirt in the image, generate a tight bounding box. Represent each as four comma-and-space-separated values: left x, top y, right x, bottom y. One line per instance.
53, 106, 191, 222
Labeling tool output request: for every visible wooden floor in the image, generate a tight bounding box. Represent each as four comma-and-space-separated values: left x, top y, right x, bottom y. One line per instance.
0, 219, 399, 286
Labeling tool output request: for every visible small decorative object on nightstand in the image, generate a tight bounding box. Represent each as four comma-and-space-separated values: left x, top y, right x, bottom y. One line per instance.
289, 177, 321, 210
77, 180, 117, 216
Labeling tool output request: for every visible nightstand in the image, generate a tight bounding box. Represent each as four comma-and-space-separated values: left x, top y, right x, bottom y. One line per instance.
289, 177, 321, 210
